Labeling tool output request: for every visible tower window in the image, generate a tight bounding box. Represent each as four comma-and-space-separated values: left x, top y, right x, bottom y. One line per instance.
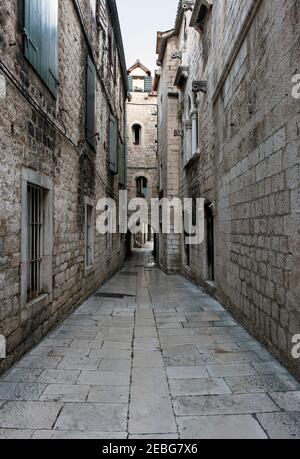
133, 124, 142, 146
132, 77, 145, 92
136, 177, 148, 198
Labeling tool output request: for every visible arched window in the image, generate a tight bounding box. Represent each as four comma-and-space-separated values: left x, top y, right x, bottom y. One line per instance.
136, 177, 148, 198
132, 124, 142, 146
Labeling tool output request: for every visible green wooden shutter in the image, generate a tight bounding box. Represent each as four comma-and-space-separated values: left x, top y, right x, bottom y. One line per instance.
144, 76, 152, 93
118, 137, 126, 186
86, 54, 97, 150
128, 76, 133, 92
23, 0, 58, 97
109, 115, 118, 175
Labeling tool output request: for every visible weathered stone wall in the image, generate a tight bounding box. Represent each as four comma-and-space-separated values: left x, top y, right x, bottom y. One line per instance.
212, 0, 300, 380
127, 91, 158, 203
156, 36, 182, 273
157, 0, 300, 379
0, 0, 127, 374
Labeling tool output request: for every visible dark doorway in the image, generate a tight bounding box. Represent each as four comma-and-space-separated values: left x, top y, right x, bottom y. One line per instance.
125, 231, 132, 258
184, 233, 191, 268
206, 203, 215, 281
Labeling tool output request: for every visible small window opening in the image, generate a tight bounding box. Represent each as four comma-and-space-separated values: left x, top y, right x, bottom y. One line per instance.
27, 184, 46, 302
136, 177, 148, 198
133, 124, 142, 146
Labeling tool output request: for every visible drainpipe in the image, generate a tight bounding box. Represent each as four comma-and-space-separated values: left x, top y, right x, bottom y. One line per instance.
183, 119, 192, 162
191, 109, 198, 156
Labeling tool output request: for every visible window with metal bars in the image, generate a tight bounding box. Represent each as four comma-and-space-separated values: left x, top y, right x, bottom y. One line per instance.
85, 204, 94, 269
27, 184, 45, 302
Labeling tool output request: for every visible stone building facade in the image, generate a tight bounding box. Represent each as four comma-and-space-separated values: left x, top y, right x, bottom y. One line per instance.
156, 0, 300, 380
154, 35, 182, 273
127, 61, 158, 248
0, 0, 127, 375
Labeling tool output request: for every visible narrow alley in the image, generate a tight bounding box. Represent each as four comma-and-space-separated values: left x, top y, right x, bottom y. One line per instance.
0, 0, 300, 442
0, 248, 299, 439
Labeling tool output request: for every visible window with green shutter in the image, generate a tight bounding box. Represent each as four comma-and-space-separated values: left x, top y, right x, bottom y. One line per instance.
118, 137, 126, 187
86, 54, 97, 150
109, 114, 118, 175
144, 76, 153, 93
23, 0, 59, 97
128, 76, 133, 92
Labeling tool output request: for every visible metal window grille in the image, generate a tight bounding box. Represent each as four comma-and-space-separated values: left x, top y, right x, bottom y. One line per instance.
27, 184, 45, 302
86, 204, 93, 268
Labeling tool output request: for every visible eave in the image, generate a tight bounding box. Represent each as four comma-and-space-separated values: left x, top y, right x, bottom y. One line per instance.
190, 0, 213, 30
174, 65, 189, 90
107, 0, 128, 92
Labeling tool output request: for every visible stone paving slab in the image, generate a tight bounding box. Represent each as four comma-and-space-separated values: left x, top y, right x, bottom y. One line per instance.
87, 386, 130, 404
269, 392, 300, 411
0, 383, 46, 401
129, 394, 177, 435
2, 368, 43, 383
169, 378, 232, 397
0, 429, 34, 439
15, 355, 63, 370
37, 370, 81, 384
99, 359, 131, 372
225, 374, 300, 394
40, 384, 91, 402
89, 349, 131, 359
57, 357, 101, 371
256, 412, 300, 439
129, 434, 179, 439
173, 394, 280, 416
206, 364, 257, 378
0, 402, 63, 430
32, 430, 128, 439
78, 371, 130, 386
54, 403, 128, 432
29, 347, 91, 358
177, 415, 268, 439
166, 366, 209, 380
133, 351, 164, 368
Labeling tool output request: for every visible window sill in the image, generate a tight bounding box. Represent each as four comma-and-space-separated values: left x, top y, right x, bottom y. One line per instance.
85, 265, 95, 277
204, 280, 216, 294
184, 151, 201, 169
27, 293, 49, 308
22, 293, 49, 322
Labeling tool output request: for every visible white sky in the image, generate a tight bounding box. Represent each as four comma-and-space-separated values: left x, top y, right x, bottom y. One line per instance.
116, 0, 179, 75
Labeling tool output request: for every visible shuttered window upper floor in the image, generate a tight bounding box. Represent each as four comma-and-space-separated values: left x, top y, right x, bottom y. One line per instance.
23, 0, 59, 97
86, 54, 97, 150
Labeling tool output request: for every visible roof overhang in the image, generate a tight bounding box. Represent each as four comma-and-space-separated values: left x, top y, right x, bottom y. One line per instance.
128, 60, 152, 76
190, 0, 213, 31
174, 65, 189, 90
175, 0, 195, 34
107, 0, 128, 93
153, 70, 161, 92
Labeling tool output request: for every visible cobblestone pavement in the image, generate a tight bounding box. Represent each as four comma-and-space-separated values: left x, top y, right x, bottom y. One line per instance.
0, 249, 299, 439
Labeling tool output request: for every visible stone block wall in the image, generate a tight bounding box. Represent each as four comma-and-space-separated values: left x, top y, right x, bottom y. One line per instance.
0, 0, 127, 375
157, 0, 300, 379
127, 91, 158, 203
156, 36, 182, 273
213, 0, 300, 380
